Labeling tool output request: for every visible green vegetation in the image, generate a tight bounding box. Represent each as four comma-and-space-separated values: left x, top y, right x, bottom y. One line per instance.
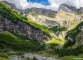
0, 2, 83, 60
49, 26, 67, 32
0, 31, 44, 59
0, 31, 82, 59
0, 57, 7, 60
0, 2, 50, 36
62, 54, 83, 60
45, 43, 83, 57
65, 21, 83, 47
0, 31, 43, 51
46, 38, 64, 45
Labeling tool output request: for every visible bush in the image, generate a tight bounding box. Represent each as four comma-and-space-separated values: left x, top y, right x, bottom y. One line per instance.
0, 31, 43, 51
0, 53, 8, 58
32, 57, 38, 60
49, 26, 67, 32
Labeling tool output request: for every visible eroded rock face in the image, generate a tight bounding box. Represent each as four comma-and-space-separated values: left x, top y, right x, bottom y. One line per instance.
78, 7, 83, 14
1, 1, 59, 28
0, 14, 48, 42
26, 7, 57, 18
76, 31, 83, 45
27, 15, 60, 27
65, 21, 83, 45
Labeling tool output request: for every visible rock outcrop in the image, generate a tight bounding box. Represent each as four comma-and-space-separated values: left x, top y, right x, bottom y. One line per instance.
65, 19, 83, 45
0, 14, 48, 42
78, 7, 83, 14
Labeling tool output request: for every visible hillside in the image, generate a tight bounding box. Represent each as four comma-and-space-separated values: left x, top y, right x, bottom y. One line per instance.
0, 1, 83, 60
3, 1, 83, 44
0, 31, 42, 51
0, 2, 50, 42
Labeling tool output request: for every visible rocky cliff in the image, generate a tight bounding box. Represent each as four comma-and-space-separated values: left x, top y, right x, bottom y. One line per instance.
65, 18, 83, 46
0, 14, 48, 42
0, 2, 49, 42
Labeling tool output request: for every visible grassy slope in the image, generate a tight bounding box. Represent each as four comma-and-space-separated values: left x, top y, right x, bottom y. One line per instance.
0, 31, 41, 51
0, 2, 50, 36
0, 57, 8, 60
62, 54, 83, 60
46, 38, 64, 45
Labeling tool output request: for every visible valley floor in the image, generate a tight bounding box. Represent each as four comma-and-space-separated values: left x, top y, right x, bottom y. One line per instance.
0, 51, 83, 60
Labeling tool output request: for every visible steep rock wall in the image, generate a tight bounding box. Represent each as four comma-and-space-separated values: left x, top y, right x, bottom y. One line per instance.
0, 14, 48, 42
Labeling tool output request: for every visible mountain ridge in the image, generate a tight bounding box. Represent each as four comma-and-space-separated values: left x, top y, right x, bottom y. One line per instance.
1, 1, 83, 15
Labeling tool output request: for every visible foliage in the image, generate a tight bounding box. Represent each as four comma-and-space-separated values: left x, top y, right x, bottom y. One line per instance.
46, 44, 83, 57
0, 53, 8, 58
0, 31, 43, 51
32, 57, 38, 60
49, 26, 67, 32
62, 54, 83, 60
63, 40, 75, 48
65, 21, 83, 46
0, 57, 7, 60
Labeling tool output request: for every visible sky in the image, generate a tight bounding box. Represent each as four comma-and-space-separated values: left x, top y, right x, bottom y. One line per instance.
0, 0, 83, 11
28, 0, 50, 5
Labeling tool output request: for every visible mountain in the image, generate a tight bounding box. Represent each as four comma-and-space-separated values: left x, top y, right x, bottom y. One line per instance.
1, 1, 57, 17
0, 2, 49, 42
0, 31, 41, 51
65, 17, 83, 47
0, 1, 83, 59
1, 0, 83, 45
58, 4, 83, 14
58, 4, 77, 13
1, 1, 83, 44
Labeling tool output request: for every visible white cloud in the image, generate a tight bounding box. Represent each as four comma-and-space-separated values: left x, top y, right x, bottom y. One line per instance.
0, 0, 83, 11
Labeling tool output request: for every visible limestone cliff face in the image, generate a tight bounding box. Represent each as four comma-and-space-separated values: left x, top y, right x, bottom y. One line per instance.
0, 14, 48, 42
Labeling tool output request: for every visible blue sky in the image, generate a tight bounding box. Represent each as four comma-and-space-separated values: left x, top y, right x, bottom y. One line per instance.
28, 0, 50, 5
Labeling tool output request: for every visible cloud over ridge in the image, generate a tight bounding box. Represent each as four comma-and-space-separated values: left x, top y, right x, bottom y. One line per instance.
0, 0, 83, 11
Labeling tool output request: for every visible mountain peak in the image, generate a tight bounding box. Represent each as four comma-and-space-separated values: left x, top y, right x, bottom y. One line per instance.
58, 4, 77, 13
1, 1, 57, 18
25, 7, 57, 18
